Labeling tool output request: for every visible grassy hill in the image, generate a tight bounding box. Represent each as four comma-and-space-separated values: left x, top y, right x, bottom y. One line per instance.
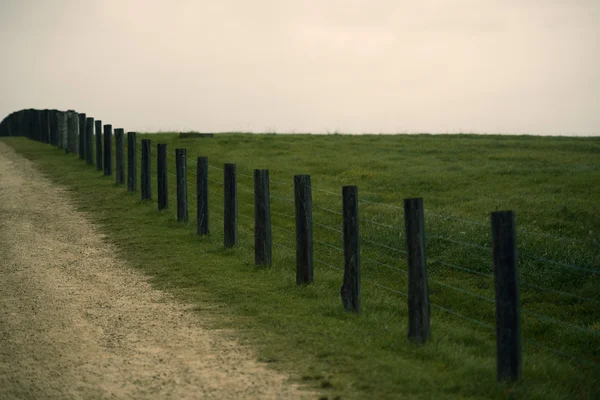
5, 132, 599, 399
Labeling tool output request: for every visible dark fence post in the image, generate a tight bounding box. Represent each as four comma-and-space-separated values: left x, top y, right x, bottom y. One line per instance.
141, 139, 151, 200
294, 175, 313, 285
67, 111, 78, 154
127, 132, 137, 192
491, 211, 521, 382
37, 110, 43, 142
115, 128, 125, 184
254, 169, 272, 266
404, 197, 430, 343
49, 110, 58, 146
341, 186, 361, 313
41, 109, 50, 144
176, 148, 188, 222
197, 157, 209, 235
85, 117, 94, 165
95, 120, 103, 171
35, 109, 41, 141
57, 111, 68, 150
103, 124, 112, 176
157, 144, 168, 209
78, 113, 86, 159
224, 164, 238, 248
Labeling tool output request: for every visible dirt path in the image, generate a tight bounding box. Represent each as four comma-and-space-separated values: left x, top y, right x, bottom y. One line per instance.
0, 142, 313, 399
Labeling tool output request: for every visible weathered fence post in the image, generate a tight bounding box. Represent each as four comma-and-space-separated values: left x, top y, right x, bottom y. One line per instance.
294, 175, 313, 285
176, 148, 188, 222
78, 113, 86, 159
341, 186, 361, 313
196, 157, 209, 235
491, 211, 521, 382
49, 110, 58, 146
95, 120, 103, 171
141, 139, 151, 200
35, 109, 41, 141
254, 169, 272, 266
157, 143, 168, 209
41, 109, 50, 144
404, 197, 430, 343
224, 163, 238, 248
127, 132, 137, 192
57, 111, 68, 150
36, 110, 43, 142
115, 128, 125, 184
66, 111, 78, 154
103, 125, 112, 176
85, 117, 94, 165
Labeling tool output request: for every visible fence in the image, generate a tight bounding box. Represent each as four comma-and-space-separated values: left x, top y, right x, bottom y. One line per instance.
1, 108, 598, 383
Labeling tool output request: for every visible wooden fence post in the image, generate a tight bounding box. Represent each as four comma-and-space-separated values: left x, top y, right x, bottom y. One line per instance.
341, 185, 360, 313
157, 144, 168, 209
224, 163, 238, 248
85, 117, 94, 165
404, 197, 430, 343
294, 175, 313, 285
67, 111, 78, 154
57, 111, 68, 150
41, 109, 50, 144
127, 132, 137, 191
103, 124, 112, 176
115, 128, 125, 184
254, 169, 272, 266
95, 120, 103, 171
141, 139, 151, 200
36, 109, 42, 142
49, 110, 58, 146
196, 157, 209, 235
491, 211, 521, 382
78, 113, 86, 159
176, 148, 188, 222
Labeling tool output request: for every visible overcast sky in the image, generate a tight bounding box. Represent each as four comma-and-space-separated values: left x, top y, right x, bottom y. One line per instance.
1, 0, 598, 135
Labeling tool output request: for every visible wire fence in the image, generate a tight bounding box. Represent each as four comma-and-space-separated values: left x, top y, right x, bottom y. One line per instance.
12, 118, 597, 376
129, 137, 598, 362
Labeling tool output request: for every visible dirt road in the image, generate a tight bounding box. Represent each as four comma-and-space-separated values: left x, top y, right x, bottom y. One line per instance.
0, 141, 312, 399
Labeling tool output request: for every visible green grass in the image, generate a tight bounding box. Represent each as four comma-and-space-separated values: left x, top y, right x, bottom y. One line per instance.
4, 133, 599, 400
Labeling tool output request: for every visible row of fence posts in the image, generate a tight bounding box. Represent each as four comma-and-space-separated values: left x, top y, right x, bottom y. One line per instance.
0, 108, 521, 382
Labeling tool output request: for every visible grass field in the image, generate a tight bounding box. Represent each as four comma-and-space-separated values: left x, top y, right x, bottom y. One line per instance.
4, 133, 599, 399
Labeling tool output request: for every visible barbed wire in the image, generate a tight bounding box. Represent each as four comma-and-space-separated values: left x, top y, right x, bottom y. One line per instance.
313, 221, 343, 234
315, 239, 343, 253
519, 253, 599, 275
362, 217, 403, 231
313, 205, 342, 216
520, 281, 600, 305
272, 224, 295, 235
524, 339, 600, 368
363, 257, 407, 275
271, 195, 294, 203
312, 186, 341, 197
362, 238, 408, 255
314, 257, 343, 272
271, 209, 295, 220
426, 234, 491, 252
429, 258, 493, 278
238, 199, 254, 209
111, 136, 600, 367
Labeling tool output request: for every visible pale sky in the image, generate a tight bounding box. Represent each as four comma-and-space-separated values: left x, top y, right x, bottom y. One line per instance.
1, 0, 598, 135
